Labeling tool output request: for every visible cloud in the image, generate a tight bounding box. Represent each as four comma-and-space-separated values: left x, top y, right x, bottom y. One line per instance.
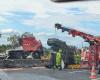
0, 0, 100, 48
60, 1, 100, 14
22, 12, 100, 34
0, 29, 17, 34
37, 32, 55, 37
65, 7, 85, 15
84, 1, 100, 14
42, 0, 100, 15
0, 0, 48, 18
0, 16, 6, 22
0, 0, 100, 19
1, 11, 34, 22
37, 32, 46, 36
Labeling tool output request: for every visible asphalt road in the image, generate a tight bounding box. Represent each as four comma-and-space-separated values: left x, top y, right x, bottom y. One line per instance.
0, 68, 100, 80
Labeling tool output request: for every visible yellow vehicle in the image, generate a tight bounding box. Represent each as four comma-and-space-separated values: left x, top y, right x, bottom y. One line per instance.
68, 64, 81, 69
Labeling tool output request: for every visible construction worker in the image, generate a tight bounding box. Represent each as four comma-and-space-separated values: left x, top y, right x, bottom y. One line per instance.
74, 53, 77, 64
98, 53, 100, 74
86, 49, 92, 70
98, 62, 100, 74
56, 49, 62, 70
77, 53, 81, 64
47, 52, 51, 61
48, 50, 56, 69
74, 52, 81, 64
81, 48, 86, 61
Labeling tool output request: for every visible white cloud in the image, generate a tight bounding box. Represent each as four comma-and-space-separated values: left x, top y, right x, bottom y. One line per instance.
0, 29, 17, 33
0, 0, 100, 18
36, 32, 54, 37
0, 0, 48, 18
0, 0, 100, 48
0, 0, 100, 23
39, 0, 100, 14
37, 32, 46, 36
22, 12, 100, 34
84, 1, 100, 14
0, 16, 6, 22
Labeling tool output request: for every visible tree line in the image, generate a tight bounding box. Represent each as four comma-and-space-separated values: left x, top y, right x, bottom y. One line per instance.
0, 45, 12, 53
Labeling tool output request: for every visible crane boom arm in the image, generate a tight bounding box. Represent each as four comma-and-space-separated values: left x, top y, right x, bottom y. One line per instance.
55, 23, 99, 43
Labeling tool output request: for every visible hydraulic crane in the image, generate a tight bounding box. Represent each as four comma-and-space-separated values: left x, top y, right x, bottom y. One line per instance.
55, 23, 100, 79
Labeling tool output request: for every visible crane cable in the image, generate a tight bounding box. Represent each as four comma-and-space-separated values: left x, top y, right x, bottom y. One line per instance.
55, 26, 58, 39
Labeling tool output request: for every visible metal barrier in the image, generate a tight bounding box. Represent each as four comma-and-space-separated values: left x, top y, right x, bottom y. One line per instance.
0, 59, 49, 68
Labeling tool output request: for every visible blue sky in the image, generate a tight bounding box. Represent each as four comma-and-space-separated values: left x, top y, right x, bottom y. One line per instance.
0, 0, 100, 48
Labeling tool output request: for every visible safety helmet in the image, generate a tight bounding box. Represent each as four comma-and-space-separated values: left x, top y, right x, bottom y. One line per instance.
59, 49, 62, 52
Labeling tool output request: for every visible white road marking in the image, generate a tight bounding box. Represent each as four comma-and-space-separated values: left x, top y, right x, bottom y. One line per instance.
0, 68, 23, 71
0, 67, 46, 71
68, 70, 88, 73
32, 67, 46, 69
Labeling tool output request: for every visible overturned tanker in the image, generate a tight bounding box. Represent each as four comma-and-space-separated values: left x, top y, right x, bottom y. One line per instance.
47, 38, 76, 67
0, 33, 46, 68
6, 33, 44, 59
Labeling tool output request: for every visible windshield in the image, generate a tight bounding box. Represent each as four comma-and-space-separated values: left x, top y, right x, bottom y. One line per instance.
0, 0, 100, 80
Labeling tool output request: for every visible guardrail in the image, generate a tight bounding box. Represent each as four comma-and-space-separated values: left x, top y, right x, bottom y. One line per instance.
0, 59, 49, 68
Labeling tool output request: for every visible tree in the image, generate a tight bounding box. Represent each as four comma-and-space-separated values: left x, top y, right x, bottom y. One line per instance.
7, 34, 20, 49
0, 45, 12, 53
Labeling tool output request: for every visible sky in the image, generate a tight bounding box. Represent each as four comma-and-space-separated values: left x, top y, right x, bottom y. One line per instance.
0, 0, 100, 48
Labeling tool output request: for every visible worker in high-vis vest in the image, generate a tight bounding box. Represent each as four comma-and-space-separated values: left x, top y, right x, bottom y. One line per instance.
74, 53, 81, 64
74, 53, 77, 64
56, 49, 62, 69
77, 53, 81, 64
48, 52, 51, 61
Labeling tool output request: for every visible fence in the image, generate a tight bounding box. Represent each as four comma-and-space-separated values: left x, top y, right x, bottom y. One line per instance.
0, 59, 48, 68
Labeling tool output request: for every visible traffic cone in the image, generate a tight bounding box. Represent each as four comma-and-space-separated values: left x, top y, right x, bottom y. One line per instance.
89, 64, 97, 80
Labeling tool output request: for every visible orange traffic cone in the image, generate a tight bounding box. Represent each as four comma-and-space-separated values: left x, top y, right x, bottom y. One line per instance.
89, 64, 97, 80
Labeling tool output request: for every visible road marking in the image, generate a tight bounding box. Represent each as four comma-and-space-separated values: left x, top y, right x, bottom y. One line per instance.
68, 70, 88, 73
32, 67, 46, 69
97, 78, 100, 80
0, 67, 46, 71
0, 68, 23, 71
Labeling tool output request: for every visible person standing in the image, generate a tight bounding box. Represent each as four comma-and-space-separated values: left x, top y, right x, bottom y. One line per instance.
56, 49, 62, 70
98, 52, 100, 74
48, 50, 56, 69
74, 51, 81, 64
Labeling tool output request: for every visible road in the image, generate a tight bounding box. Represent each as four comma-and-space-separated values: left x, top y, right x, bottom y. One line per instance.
0, 67, 100, 80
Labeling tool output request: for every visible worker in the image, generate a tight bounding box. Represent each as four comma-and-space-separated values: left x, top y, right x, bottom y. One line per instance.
74, 52, 81, 64
77, 53, 81, 64
47, 52, 51, 61
56, 49, 62, 70
98, 62, 100, 74
86, 49, 92, 70
74, 53, 77, 64
48, 50, 56, 69
81, 48, 86, 61
98, 53, 100, 74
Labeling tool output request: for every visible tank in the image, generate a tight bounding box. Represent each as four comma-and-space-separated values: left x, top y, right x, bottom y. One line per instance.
47, 38, 76, 66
